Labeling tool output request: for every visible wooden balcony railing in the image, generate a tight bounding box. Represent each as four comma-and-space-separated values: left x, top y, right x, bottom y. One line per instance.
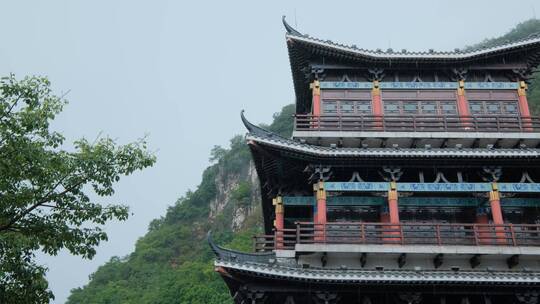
294, 114, 540, 133
253, 222, 540, 251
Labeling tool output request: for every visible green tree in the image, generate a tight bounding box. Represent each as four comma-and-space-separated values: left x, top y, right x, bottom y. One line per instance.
209, 145, 227, 163
260, 103, 295, 137
267, 103, 295, 137
465, 19, 540, 50
0, 75, 156, 303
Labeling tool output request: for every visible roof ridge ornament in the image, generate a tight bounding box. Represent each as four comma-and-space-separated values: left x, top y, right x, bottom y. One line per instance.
282, 15, 302, 36
452, 68, 468, 81
207, 231, 274, 260
207, 231, 221, 257
241, 110, 285, 139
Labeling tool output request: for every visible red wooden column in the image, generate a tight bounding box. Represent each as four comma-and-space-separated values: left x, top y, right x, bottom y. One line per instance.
379, 206, 390, 242
386, 181, 401, 243
475, 207, 490, 245
273, 196, 284, 249
388, 182, 400, 224
371, 80, 383, 128
310, 80, 321, 128
489, 183, 506, 244
518, 81, 533, 130
457, 80, 472, 128
313, 181, 326, 242
380, 206, 390, 223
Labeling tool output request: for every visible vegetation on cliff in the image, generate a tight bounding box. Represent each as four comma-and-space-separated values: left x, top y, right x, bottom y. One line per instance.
67, 104, 294, 304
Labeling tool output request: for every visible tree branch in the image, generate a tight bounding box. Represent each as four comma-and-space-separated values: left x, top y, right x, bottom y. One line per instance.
0, 93, 23, 121
40, 203, 120, 212
0, 176, 86, 232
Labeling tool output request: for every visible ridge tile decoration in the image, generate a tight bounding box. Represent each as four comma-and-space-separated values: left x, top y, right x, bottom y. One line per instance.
212, 17, 540, 303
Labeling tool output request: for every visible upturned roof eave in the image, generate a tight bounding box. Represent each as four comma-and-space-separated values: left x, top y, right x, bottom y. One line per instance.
287, 33, 540, 62
240, 111, 540, 159
246, 132, 540, 159
216, 260, 540, 284
282, 16, 540, 62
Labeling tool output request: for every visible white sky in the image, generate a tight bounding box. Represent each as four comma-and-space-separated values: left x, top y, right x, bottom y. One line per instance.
0, 0, 539, 303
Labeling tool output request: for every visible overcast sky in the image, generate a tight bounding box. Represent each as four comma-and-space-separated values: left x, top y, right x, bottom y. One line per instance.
1, 0, 539, 303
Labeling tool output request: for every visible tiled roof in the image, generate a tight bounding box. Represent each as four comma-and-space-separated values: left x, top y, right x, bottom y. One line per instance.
241, 110, 540, 159
245, 132, 540, 159
208, 232, 275, 264
216, 259, 540, 285
283, 16, 540, 61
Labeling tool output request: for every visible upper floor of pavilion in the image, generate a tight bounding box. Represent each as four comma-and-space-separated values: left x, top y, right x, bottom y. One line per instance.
282, 17, 540, 148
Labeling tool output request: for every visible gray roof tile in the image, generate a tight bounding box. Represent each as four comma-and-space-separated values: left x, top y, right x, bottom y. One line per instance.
216, 260, 540, 284
283, 16, 540, 60
246, 133, 540, 159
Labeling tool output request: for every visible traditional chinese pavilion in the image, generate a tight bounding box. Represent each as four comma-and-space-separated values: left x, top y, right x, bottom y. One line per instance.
210, 17, 540, 304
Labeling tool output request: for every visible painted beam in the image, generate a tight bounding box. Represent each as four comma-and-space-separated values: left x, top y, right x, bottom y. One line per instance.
320, 81, 519, 90
325, 182, 540, 193
400, 197, 481, 207
325, 182, 388, 192
283, 196, 540, 207
283, 196, 315, 206
329, 196, 384, 206
283, 196, 384, 206
502, 198, 540, 207
498, 183, 540, 192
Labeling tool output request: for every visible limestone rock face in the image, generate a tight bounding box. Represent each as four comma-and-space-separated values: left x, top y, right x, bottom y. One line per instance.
208, 160, 260, 231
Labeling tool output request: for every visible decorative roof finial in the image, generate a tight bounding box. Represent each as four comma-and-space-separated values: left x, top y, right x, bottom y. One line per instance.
241, 110, 280, 138
282, 15, 302, 36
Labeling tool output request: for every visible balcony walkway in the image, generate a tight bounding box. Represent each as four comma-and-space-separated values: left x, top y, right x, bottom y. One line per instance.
293, 114, 540, 148
295, 114, 540, 133
254, 222, 540, 252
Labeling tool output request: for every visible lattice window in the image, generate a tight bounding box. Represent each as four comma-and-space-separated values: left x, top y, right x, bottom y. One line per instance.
403, 101, 419, 114
340, 101, 355, 114
322, 100, 338, 114
468, 100, 519, 115
383, 101, 400, 115
485, 101, 501, 114
420, 101, 437, 114
440, 101, 457, 115
356, 100, 372, 114
469, 101, 484, 115
502, 102, 519, 115
322, 100, 372, 115
383, 100, 457, 115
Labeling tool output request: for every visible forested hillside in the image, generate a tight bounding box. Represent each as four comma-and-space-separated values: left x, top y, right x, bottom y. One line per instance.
466, 19, 540, 113
67, 19, 540, 304
66, 104, 295, 304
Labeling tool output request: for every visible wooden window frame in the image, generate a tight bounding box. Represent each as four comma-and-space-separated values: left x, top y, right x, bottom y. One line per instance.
382, 100, 458, 115
467, 100, 519, 116
321, 99, 373, 115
